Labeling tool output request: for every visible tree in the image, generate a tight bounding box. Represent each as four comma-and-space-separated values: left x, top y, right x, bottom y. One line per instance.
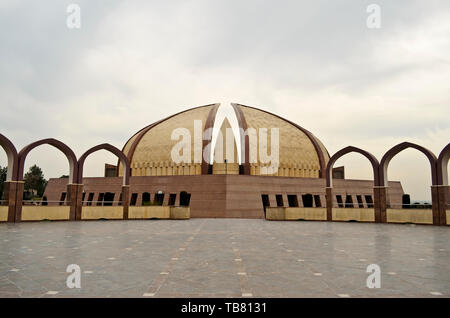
24, 165, 48, 198
0, 166, 7, 200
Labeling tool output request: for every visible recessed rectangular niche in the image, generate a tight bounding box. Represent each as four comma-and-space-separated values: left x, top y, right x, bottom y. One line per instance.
180, 192, 191, 206
287, 195, 299, 207
97, 193, 105, 206
345, 195, 353, 208
130, 193, 138, 206
168, 193, 176, 206
59, 192, 66, 206
154, 193, 164, 206
336, 195, 344, 208
276, 194, 284, 207
356, 195, 364, 208
87, 193, 94, 206
365, 195, 374, 208
261, 194, 270, 209
313, 195, 322, 207
302, 194, 313, 207
142, 192, 151, 205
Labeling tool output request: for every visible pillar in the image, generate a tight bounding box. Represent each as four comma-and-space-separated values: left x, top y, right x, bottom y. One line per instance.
268, 194, 277, 208
122, 185, 130, 220
67, 184, 83, 221
162, 193, 170, 206
373, 186, 382, 223
437, 185, 449, 225
174, 192, 181, 206
326, 187, 332, 221
282, 194, 288, 207
2, 181, 18, 223
14, 181, 25, 222
431, 185, 441, 225
377, 186, 388, 223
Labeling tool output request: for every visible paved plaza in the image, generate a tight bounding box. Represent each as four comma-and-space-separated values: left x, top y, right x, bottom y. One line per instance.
0, 219, 449, 298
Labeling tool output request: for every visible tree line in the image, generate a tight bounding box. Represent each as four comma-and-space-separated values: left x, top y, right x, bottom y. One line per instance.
0, 164, 48, 200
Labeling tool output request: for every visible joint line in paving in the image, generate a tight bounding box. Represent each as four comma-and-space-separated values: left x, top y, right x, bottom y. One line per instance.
231, 242, 252, 297
145, 220, 206, 296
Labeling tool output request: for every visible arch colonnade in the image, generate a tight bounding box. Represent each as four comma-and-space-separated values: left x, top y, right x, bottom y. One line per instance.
0, 133, 449, 225
325, 142, 449, 226
0, 134, 130, 222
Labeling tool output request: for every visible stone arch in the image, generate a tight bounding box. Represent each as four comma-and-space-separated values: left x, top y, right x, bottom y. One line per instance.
326, 146, 380, 187
0, 133, 18, 181
18, 138, 78, 184
78, 144, 130, 185
437, 143, 450, 186
379, 142, 438, 187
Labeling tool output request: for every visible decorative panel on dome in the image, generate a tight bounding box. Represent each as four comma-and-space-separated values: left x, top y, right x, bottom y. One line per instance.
239, 106, 322, 178
120, 105, 213, 177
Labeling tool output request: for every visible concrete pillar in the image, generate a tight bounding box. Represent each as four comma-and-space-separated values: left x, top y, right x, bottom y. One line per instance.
326, 187, 332, 221
282, 194, 288, 207
122, 185, 130, 220
136, 193, 142, 206
14, 181, 24, 222
437, 185, 449, 225
373, 186, 382, 223
2, 181, 18, 223
67, 184, 82, 221
162, 193, 170, 206
378, 186, 388, 223
431, 185, 441, 225
174, 192, 181, 206
268, 194, 277, 208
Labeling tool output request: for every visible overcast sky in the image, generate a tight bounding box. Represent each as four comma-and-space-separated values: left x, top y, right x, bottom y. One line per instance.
0, 0, 449, 200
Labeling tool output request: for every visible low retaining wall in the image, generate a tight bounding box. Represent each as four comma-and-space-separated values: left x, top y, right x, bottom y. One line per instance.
170, 207, 190, 219
285, 207, 327, 221
386, 209, 433, 224
0, 206, 190, 222
0, 206, 8, 222
21, 206, 70, 221
265, 207, 285, 220
267, 207, 436, 225
332, 208, 375, 222
82, 206, 124, 220
129, 206, 190, 219
129, 206, 170, 219
266, 207, 326, 221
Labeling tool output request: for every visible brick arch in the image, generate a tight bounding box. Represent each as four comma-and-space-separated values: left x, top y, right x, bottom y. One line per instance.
437, 143, 450, 186
0, 133, 18, 181
78, 144, 130, 185
18, 138, 78, 184
326, 146, 380, 187
379, 142, 438, 187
